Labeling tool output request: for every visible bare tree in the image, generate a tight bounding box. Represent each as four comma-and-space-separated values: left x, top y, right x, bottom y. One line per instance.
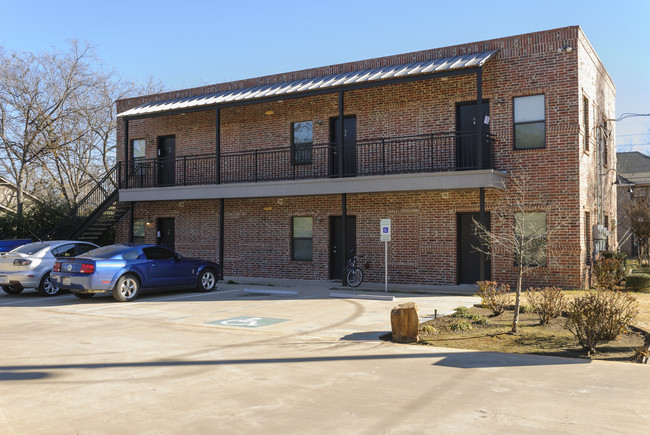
0, 41, 99, 215
624, 197, 650, 266
473, 170, 567, 333
0, 42, 164, 209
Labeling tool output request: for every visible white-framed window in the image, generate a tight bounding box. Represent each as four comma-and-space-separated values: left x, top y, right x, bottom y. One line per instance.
292, 216, 313, 261
133, 218, 145, 244
292, 121, 313, 165
515, 212, 547, 266
514, 95, 545, 150
132, 139, 146, 175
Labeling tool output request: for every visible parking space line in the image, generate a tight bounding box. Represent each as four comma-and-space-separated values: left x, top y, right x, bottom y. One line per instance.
0, 294, 76, 306
75, 289, 244, 312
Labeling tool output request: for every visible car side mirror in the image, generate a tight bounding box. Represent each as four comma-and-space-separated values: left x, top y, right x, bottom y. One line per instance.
174, 253, 182, 261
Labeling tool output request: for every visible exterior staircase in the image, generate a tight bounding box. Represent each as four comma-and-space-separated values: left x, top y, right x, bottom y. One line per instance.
44, 163, 126, 244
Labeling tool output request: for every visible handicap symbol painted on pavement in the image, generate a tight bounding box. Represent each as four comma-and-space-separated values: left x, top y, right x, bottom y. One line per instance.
208, 316, 288, 328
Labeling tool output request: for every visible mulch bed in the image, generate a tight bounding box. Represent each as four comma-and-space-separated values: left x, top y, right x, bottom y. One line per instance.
418, 305, 647, 363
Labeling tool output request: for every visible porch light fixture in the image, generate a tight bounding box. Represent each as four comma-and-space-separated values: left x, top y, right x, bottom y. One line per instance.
558, 45, 572, 54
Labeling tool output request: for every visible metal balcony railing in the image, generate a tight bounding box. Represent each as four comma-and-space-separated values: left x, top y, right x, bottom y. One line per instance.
122, 131, 494, 189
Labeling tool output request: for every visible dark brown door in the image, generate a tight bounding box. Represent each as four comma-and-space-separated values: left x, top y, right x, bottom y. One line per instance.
457, 212, 491, 284
157, 218, 175, 251
330, 116, 357, 177
329, 216, 356, 279
157, 136, 176, 186
456, 101, 490, 169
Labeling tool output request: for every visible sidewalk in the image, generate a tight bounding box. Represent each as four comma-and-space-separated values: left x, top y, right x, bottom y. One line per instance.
221, 275, 478, 296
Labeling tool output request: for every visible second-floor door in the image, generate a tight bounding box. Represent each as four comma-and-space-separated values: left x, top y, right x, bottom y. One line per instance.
456, 101, 490, 169
330, 116, 357, 177
158, 136, 176, 186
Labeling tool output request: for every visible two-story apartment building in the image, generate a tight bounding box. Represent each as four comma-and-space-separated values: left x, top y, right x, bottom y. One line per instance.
114, 26, 616, 289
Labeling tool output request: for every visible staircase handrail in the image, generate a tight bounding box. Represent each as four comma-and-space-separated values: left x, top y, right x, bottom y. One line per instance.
42, 163, 122, 240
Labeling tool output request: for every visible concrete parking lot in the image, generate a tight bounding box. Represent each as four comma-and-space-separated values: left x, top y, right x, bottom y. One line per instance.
2, 280, 649, 434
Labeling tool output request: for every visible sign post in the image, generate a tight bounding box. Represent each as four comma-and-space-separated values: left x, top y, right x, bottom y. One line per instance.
380, 219, 391, 293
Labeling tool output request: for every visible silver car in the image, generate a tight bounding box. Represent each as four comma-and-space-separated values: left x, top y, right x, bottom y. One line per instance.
0, 241, 98, 296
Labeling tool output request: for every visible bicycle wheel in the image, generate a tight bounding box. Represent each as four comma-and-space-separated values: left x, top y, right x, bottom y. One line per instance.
346, 267, 363, 287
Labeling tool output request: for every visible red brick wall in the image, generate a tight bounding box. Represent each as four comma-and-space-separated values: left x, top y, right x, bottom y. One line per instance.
113, 26, 615, 289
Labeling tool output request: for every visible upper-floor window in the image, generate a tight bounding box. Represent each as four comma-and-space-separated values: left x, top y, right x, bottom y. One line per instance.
292, 121, 313, 165
583, 97, 590, 152
132, 139, 146, 175
514, 95, 545, 150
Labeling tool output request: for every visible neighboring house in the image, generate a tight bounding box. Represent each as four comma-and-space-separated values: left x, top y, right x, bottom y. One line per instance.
0, 175, 39, 214
616, 151, 650, 257
114, 26, 616, 289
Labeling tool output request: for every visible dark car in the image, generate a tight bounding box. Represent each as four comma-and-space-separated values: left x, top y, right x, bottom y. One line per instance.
51, 244, 221, 302
0, 239, 31, 253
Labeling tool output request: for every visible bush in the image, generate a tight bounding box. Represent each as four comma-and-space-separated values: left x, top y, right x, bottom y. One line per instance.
450, 319, 473, 332
452, 307, 471, 318
625, 274, 650, 292
476, 281, 511, 316
525, 287, 566, 324
594, 258, 624, 290
0, 195, 70, 239
420, 324, 437, 335
564, 291, 639, 354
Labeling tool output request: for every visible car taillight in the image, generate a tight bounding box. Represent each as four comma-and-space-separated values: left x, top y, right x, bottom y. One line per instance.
80, 263, 95, 274
53, 262, 61, 272
13, 259, 32, 266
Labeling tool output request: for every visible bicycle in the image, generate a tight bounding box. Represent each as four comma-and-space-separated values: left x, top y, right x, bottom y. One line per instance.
345, 250, 363, 287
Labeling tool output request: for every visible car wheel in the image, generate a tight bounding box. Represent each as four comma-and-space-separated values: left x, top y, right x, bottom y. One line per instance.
72, 292, 96, 299
112, 274, 139, 302
2, 285, 23, 295
197, 268, 216, 292
37, 273, 61, 296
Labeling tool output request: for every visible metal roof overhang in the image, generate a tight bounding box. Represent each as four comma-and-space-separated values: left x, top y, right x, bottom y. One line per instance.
119, 50, 497, 120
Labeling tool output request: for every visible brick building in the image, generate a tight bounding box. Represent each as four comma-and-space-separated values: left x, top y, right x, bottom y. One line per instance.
114, 26, 616, 289
616, 152, 650, 257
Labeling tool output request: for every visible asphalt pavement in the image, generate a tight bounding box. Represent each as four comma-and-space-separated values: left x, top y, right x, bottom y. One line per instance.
2, 277, 649, 434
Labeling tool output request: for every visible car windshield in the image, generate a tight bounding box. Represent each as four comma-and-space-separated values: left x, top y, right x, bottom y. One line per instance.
12, 242, 51, 255
83, 245, 131, 259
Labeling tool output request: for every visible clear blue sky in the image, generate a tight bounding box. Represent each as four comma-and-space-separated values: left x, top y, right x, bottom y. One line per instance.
1, 0, 649, 152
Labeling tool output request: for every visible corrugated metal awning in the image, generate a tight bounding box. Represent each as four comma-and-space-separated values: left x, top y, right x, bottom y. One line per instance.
119, 50, 497, 118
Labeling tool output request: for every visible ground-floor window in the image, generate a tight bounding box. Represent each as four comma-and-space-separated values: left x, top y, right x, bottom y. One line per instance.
514, 212, 547, 266
292, 216, 313, 261
133, 218, 145, 244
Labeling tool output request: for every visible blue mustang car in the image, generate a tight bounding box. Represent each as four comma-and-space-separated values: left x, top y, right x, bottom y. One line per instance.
51, 244, 221, 302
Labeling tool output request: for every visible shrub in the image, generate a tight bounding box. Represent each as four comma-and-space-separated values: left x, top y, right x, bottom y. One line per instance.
593, 258, 623, 290
452, 307, 472, 318
476, 281, 511, 316
470, 314, 491, 326
602, 250, 627, 261
564, 291, 639, 354
451, 306, 490, 325
450, 320, 473, 332
420, 324, 437, 335
625, 274, 650, 292
525, 287, 566, 324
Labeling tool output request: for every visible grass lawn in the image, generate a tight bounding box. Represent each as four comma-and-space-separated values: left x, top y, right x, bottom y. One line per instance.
418, 291, 650, 363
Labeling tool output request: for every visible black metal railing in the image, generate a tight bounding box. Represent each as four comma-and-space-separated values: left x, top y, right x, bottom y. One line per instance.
123, 131, 494, 189
43, 163, 122, 240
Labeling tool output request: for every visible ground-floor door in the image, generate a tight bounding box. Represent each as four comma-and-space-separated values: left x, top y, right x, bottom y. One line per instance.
157, 217, 175, 251
457, 212, 491, 284
329, 216, 356, 279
